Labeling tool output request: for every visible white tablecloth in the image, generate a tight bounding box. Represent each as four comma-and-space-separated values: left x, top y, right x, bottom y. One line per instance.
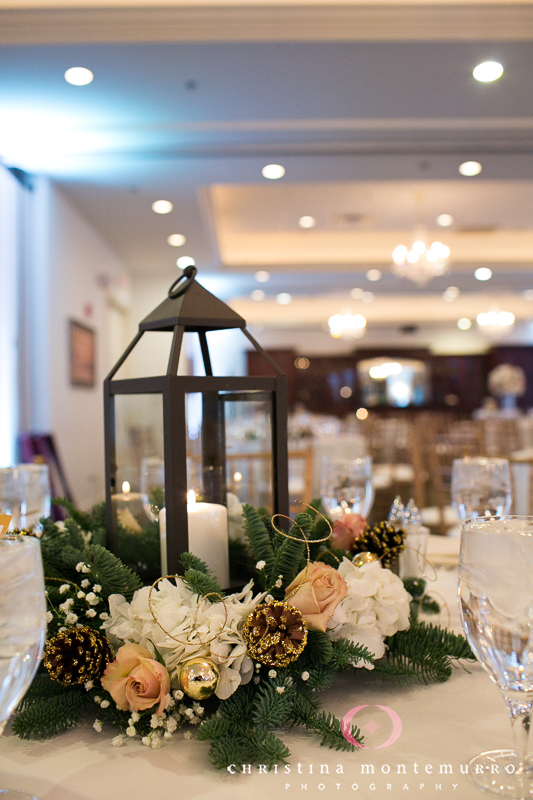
0, 571, 511, 800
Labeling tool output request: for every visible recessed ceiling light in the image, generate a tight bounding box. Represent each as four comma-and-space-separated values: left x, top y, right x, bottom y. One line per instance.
474, 267, 492, 281
523, 290, 533, 301
298, 215, 316, 228
262, 164, 285, 180
459, 161, 482, 177
473, 61, 504, 82
152, 200, 173, 214
177, 256, 195, 269
351, 288, 364, 300
361, 291, 373, 303
276, 293, 292, 305
167, 233, 186, 247
366, 269, 382, 282
255, 271, 270, 283
443, 286, 460, 301
436, 214, 454, 227
457, 318, 472, 330
356, 407, 368, 420
251, 289, 265, 301
64, 67, 94, 86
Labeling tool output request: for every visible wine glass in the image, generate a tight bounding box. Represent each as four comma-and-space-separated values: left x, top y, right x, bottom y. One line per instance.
0, 535, 47, 799
452, 457, 511, 521
320, 456, 374, 520
458, 516, 533, 798
140, 457, 165, 522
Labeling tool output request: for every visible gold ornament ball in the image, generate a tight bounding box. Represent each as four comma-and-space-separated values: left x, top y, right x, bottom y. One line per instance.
352, 551, 379, 568
179, 657, 219, 700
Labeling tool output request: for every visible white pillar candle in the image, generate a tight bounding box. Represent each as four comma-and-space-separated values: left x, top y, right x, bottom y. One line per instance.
159, 508, 167, 576
187, 493, 229, 588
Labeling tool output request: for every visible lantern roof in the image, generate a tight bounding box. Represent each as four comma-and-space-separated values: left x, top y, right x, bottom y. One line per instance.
139, 268, 245, 333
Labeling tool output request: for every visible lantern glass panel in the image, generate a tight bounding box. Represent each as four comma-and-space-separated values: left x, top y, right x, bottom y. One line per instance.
112, 392, 164, 583
224, 395, 274, 512
113, 332, 174, 380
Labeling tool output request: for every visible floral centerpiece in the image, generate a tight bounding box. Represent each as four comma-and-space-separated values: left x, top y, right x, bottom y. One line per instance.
13, 501, 473, 769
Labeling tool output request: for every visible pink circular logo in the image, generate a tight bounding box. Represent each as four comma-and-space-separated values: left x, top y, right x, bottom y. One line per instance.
341, 704, 402, 749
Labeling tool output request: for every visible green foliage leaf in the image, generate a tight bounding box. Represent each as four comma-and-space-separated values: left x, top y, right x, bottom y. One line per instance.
83, 543, 143, 601
180, 551, 213, 576
304, 630, 333, 666
330, 638, 374, 670
183, 569, 223, 597
13, 686, 91, 739
376, 621, 475, 684
243, 504, 275, 587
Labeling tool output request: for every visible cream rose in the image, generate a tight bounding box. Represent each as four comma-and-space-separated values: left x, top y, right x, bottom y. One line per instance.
101, 643, 170, 714
285, 563, 347, 632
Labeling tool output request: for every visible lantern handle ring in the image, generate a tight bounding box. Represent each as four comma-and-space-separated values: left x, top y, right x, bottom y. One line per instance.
168, 265, 197, 299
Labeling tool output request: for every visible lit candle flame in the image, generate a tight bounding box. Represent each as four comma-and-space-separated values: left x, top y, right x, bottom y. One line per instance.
122, 481, 131, 495
187, 489, 196, 506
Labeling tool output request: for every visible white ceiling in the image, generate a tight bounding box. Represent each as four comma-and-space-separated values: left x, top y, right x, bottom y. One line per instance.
0, 2, 532, 340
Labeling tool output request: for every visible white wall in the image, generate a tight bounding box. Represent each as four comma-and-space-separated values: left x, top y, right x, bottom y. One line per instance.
25, 178, 130, 509
0, 167, 24, 466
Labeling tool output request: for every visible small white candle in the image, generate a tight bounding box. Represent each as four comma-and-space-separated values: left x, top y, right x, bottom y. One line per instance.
187, 492, 229, 588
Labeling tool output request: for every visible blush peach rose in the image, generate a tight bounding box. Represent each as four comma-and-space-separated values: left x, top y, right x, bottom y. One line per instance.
331, 513, 367, 550
285, 562, 347, 632
101, 643, 170, 714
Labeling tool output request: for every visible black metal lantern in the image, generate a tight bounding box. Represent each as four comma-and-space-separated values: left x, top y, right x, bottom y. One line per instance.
104, 267, 288, 586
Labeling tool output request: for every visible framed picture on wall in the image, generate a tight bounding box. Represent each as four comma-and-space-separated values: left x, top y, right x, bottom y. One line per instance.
70, 320, 96, 387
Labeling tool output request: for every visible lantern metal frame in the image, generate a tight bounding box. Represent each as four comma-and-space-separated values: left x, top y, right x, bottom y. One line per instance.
103, 267, 289, 576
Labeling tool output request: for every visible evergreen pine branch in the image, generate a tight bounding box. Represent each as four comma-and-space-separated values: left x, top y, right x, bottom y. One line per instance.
83, 543, 143, 601
379, 621, 475, 684
252, 681, 294, 728
196, 713, 233, 742
303, 664, 337, 692
17, 673, 66, 709
217, 683, 255, 722
207, 726, 290, 770
304, 630, 333, 666
270, 535, 306, 598
291, 694, 362, 751
330, 638, 374, 670
180, 552, 214, 577
183, 569, 223, 597
12, 687, 91, 740
243, 505, 275, 587
257, 508, 276, 542
420, 596, 441, 615
52, 497, 93, 532
90, 502, 107, 530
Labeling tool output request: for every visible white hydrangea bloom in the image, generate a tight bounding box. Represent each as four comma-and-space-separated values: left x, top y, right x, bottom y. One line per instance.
102, 579, 266, 700
327, 558, 411, 667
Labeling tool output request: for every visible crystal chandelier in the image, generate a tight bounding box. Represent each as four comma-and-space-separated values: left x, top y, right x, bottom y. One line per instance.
392, 229, 450, 286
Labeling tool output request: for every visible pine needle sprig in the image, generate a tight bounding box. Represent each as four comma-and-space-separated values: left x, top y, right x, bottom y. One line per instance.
12, 687, 91, 740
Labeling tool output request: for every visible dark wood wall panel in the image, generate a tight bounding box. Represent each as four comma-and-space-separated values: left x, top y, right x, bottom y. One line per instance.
247, 345, 533, 414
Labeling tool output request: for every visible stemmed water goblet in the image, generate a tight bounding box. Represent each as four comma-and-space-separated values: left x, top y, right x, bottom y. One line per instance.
458, 516, 533, 798
320, 456, 374, 520
452, 457, 512, 521
0, 535, 47, 799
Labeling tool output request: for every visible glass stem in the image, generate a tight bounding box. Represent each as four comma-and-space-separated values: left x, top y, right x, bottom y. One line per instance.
505, 694, 532, 772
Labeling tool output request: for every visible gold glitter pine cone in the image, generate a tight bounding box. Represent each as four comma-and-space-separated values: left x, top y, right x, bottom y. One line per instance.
243, 601, 308, 668
44, 626, 113, 686
352, 521, 406, 569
